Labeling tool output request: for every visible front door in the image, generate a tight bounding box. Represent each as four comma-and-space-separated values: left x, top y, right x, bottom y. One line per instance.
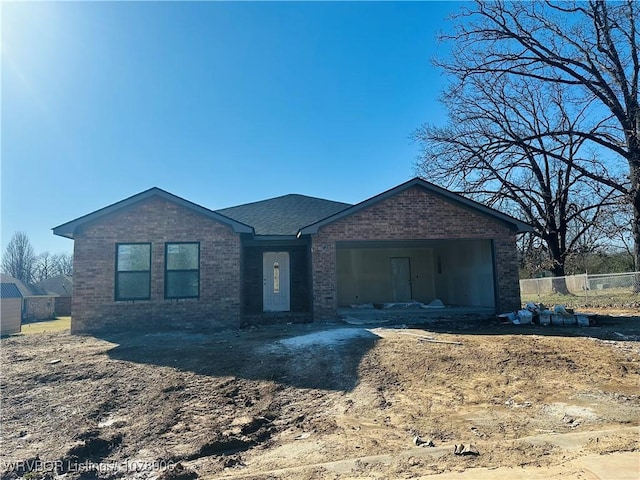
263, 252, 290, 312
391, 257, 412, 302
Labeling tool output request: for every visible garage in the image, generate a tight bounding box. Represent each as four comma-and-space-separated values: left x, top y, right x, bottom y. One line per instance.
336, 239, 496, 308
304, 179, 531, 319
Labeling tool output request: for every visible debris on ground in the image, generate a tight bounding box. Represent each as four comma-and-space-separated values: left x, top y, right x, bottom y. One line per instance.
413, 436, 435, 447
454, 443, 480, 456
348, 299, 446, 310
1, 314, 639, 479
500, 303, 598, 327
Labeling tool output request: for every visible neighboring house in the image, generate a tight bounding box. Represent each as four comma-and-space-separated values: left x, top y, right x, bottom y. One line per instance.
53, 178, 531, 333
34, 274, 73, 316
35, 274, 73, 297
0, 273, 57, 321
0, 273, 36, 297
1, 283, 23, 335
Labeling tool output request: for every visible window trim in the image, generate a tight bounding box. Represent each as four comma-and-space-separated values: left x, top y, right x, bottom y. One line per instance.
115, 242, 152, 301
164, 242, 200, 300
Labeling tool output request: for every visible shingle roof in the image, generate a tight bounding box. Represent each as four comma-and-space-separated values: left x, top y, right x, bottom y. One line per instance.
216, 194, 352, 236
1, 283, 23, 298
53, 178, 532, 241
0, 274, 36, 296
34, 274, 73, 296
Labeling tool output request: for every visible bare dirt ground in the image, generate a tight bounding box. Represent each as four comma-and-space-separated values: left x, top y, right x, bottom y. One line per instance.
1, 312, 639, 479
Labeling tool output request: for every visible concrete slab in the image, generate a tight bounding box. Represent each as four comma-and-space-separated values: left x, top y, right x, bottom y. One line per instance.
337, 305, 495, 326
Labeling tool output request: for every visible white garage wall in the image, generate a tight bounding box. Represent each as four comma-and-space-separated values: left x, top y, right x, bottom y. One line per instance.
336, 240, 495, 308
434, 240, 495, 307
337, 247, 435, 305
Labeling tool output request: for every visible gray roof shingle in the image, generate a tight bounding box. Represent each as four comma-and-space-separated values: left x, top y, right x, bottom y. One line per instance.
216, 194, 352, 236
34, 274, 73, 296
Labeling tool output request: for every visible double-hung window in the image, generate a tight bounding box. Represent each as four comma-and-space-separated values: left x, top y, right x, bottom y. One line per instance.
115, 243, 151, 300
165, 242, 200, 299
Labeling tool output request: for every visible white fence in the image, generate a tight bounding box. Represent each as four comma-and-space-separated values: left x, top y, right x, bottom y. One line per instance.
520, 272, 640, 305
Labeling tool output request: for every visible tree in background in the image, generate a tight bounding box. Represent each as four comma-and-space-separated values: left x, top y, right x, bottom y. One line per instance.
2, 233, 73, 284
432, 0, 639, 274
415, 74, 621, 290
34, 252, 56, 283
34, 252, 73, 281
54, 253, 73, 276
2, 232, 36, 284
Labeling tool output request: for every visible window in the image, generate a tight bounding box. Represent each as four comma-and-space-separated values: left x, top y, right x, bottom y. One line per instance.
115, 243, 151, 300
273, 261, 280, 294
165, 242, 199, 299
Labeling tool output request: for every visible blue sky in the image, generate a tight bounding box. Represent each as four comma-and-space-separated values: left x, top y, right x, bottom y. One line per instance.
2, 1, 461, 255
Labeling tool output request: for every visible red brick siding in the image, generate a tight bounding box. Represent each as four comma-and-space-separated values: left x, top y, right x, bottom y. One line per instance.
311, 186, 521, 319
71, 197, 241, 333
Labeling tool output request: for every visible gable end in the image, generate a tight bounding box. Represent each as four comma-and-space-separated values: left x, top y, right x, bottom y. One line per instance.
298, 178, 532, 235
53, 187, 254, 239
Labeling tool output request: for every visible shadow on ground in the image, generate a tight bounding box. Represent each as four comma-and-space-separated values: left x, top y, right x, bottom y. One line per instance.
97, 322, 380, 392
95, 310, 637, 393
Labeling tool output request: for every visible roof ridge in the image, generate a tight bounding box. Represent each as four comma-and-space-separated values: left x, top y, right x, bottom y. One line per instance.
216, 193, 351, 212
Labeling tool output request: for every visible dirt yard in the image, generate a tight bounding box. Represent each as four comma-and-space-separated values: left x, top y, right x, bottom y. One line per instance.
1, 313, 639, 479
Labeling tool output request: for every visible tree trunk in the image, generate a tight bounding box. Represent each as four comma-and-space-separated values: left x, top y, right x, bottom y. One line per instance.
550, 264, 570, 295
632, 185, 640, 293
629, 136, 640, 291
633, 197, 640, 272
545, 233, 571, 295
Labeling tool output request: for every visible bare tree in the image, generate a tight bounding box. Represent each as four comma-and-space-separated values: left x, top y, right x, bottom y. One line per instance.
1, 232, 36, 284
54, 253, 73, 276
437, 0, 640, 274
34, 251, 57, 282
590, 201, 636, 269
517, 234, 555, 278
415, 75, 621, 292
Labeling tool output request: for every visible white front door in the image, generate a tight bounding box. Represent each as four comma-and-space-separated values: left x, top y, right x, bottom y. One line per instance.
263, 252, 290, 312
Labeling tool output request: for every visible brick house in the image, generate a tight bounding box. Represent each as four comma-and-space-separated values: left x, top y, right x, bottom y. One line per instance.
53, 178, 530, 333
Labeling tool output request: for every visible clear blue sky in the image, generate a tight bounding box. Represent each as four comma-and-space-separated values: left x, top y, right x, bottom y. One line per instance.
2, 1, 461, 255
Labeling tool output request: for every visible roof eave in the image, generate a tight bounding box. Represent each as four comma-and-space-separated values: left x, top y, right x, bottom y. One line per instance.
52, 227, 75, 239
51, 187, 255, 239
252, 235, 299, 241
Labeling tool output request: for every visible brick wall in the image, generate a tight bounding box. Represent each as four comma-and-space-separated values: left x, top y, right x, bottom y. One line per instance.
24, 296, 56, 321
54, 296, 72, 316
311, 186, 522, 319
71, 197, 242, 334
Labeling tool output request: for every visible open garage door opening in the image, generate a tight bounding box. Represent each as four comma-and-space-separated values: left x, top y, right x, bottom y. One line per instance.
336, 239, 496, 309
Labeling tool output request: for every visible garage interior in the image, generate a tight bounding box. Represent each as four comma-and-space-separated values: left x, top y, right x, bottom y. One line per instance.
336, 239, 496, 309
